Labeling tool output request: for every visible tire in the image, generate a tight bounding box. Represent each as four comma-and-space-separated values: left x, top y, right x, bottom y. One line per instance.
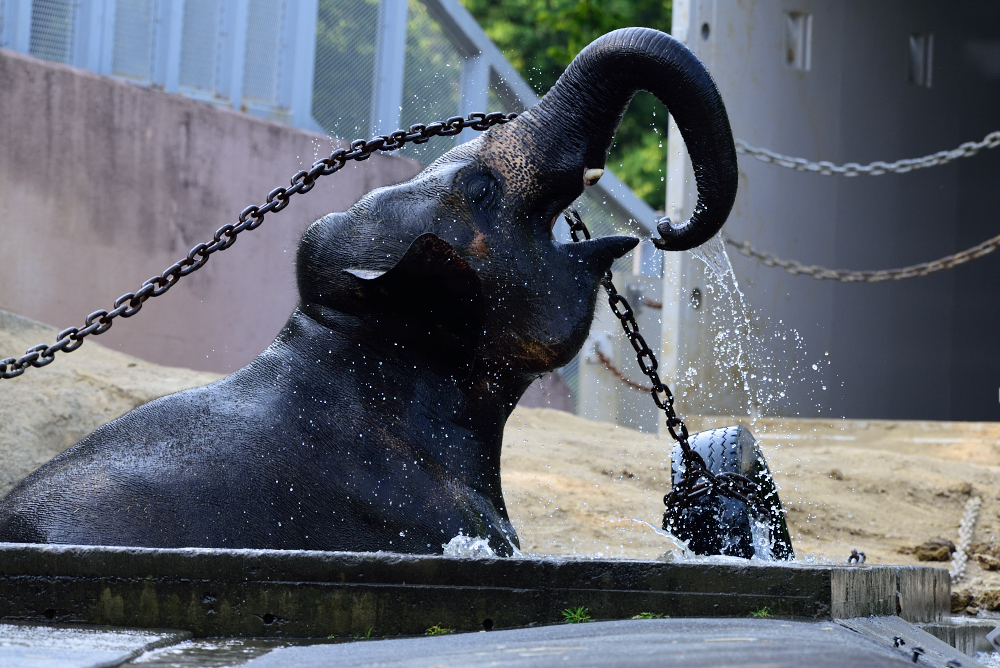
663, 425, 794, 560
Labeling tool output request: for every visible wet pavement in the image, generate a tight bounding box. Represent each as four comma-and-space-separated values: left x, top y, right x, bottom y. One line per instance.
1, 617, 984, 667
238, 618, 970, 668
0, 622, 187, 668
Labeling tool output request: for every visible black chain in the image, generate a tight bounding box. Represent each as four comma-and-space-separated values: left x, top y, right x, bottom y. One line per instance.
0, 112, 517, 380
563, 210, 759, 516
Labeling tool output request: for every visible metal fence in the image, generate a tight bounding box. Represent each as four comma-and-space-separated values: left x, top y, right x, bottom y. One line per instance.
0, 0, 656, 240
29, 0, 75, 63
1, 0, 662, 416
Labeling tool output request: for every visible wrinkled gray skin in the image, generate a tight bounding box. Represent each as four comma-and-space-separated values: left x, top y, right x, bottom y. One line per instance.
0, 28, 737, 555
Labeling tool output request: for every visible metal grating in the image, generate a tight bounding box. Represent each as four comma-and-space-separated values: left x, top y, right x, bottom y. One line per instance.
398, 0, 462, 164
178, 0, 225, 94
571, 190, 642, 274
242, 0, 286, 105
29, 0, 76, 64
312, 0, 380, 143
487, 87, 507, 114
112, 0, 158, 82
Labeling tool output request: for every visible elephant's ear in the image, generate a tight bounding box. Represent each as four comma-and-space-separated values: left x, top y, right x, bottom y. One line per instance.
344, 233, 484, 376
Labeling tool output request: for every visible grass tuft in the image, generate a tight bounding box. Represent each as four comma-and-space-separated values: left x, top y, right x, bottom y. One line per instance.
425, 624, 454, 636
631, 612, 669, 619
749, 606, 773, 618
561, 606, 592, 623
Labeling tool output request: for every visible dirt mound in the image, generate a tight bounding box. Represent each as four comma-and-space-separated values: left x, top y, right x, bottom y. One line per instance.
0, 309, 222, 495
501, 408, 1000, 614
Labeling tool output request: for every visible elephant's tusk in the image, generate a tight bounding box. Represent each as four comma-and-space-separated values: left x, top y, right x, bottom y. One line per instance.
583, 168, 604, 186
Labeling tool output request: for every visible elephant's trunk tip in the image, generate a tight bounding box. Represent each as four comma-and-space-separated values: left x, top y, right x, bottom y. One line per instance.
651, 216, 713, 252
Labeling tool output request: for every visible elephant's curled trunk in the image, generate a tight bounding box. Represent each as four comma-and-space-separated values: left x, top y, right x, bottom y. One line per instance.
517, 27, 738, 251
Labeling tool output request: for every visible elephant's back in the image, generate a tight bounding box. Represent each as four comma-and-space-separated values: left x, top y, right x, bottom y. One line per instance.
0, 376, 286, 546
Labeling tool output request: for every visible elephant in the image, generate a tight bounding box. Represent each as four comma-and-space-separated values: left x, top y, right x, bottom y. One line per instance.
0, 28, 737, 555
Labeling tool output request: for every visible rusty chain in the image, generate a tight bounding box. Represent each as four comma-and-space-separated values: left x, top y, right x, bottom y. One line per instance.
0, 111, 517, 380
593, 347, 654, 392
563, 210, 759, 515
724, 231, 1000, 283
736, 130, 1000, 176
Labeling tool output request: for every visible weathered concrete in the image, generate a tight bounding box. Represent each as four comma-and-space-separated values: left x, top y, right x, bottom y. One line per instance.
837, 616, 986, 667
920, 616, 1000, 657
0, 47, 422, 375
0, 543, 949, 638
667, 2, 1000, 422
0, 621, 189, 668
243, 618, 963, 668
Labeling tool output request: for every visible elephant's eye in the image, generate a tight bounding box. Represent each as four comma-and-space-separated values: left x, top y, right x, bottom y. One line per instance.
465, 173, 497, 206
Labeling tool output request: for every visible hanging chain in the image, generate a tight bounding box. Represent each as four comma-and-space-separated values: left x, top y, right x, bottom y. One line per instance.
562, 210, 759, 513
593, 346, 654, 392
736, 130, 1000, 176
0, 112, 517, 380
724, 230, 1000, 283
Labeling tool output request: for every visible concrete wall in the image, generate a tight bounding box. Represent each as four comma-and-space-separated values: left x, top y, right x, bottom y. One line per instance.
0, 48, 422, 374
665, 0, 1000, 421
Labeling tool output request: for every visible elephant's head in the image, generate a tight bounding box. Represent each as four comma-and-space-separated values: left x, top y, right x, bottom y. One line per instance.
296, 28, 737, 396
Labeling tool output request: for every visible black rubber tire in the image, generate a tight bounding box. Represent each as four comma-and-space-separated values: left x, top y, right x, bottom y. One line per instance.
664, 425, 794, 560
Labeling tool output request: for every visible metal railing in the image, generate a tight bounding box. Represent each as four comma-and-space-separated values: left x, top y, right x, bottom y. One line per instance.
0, 0, 657, 244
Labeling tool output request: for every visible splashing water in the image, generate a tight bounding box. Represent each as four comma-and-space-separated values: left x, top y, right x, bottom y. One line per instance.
442, 533, 496, 558
684, 232, 831, 421
629, 518, 693, 560
750, 519, 777, 561
442, 533, 527, 559
687, 233, 758, 421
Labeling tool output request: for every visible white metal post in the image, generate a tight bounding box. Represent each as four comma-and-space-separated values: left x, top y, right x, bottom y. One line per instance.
371, 0, 408, 137
659, 0, 694, 430
284, 0, 322, 132
219, 0, 248, 107
74, 0, 111, 73
456, 53, 487, 144
0, 0, 12, 48
161, 0, 183, 93
96, 0, 115, 74
10, 0, 31, 53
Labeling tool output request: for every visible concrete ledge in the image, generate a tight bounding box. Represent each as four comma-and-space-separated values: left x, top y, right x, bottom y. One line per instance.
0, 543, 949, 638
920, 616, 999, 657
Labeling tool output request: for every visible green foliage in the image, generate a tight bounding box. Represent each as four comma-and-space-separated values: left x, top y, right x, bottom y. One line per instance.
352, 627, 377, 639
631, 612, 669, 619
460, 0, 673, 210
561, 606, 593, 623
425, 624, 455, 635
749, 606, 773, 618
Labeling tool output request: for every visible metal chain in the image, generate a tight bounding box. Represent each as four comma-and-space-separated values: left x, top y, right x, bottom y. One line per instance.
593, 346, 654, 393
724, 230, 1000, 283
562, 210, 759, 514
736, 130, 1000, 176
0, 112, 518, 380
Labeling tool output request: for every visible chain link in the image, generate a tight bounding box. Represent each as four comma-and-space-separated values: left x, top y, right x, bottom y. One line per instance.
736, 130, 1000, 176
563, 210, 759, 516
724, 230, 1000, 283
0, 112, 517, 380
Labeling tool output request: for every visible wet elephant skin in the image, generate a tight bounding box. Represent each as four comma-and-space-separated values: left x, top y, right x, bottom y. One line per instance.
0, 29, 737, 555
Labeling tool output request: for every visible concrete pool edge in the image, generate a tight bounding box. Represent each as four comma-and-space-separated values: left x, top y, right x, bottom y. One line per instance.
0, 543, 950, 637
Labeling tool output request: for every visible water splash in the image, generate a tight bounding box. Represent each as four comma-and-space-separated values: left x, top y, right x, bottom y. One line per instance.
442, 533, 496, 558
688, 232, 758, 421
684, 232, 831, 421
750, 519, 777, 561
442, 532, 527, 559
